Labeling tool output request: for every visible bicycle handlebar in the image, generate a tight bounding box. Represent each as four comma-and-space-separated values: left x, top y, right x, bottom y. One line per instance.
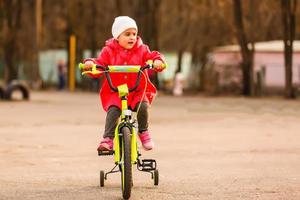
104, 64, 152, 92
78, 61, 154, 92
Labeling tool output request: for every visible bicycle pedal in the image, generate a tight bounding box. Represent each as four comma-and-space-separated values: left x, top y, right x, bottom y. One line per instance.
98, 150, 114, 156
140, 159, 156, 171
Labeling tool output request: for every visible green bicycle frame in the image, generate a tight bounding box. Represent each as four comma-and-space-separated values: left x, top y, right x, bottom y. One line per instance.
113, 83, 138, 164
78, 64, 148, 164
113, 120, 138, 165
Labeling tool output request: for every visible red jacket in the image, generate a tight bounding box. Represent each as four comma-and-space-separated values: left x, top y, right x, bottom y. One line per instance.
84, 37, 165, 112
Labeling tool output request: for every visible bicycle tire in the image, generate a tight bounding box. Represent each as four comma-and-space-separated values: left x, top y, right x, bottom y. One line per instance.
120, 126, 132, 200
154, 169, 159, 186
4, 80, 30, 100
100, 170, 105, 187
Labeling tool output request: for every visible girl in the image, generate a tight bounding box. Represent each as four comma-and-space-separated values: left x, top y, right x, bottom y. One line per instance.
82, 16, 166, 151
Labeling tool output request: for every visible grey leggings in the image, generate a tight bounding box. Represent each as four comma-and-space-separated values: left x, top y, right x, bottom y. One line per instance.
103, 102, 149, 138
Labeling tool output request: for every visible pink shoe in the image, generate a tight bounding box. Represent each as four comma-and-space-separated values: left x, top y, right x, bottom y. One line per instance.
138, 131, 154, 151
97, 137, 113, 151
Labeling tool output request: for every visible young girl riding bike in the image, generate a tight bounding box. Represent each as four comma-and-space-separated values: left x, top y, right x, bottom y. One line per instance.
82, 16, 166, 152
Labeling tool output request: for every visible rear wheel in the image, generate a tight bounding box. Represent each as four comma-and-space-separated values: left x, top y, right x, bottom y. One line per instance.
100, 170, 105, 187
120, 126, 132, 200
154, 169, 159, 186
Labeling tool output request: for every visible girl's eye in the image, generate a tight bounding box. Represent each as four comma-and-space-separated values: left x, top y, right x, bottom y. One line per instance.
124, 32, 136, 37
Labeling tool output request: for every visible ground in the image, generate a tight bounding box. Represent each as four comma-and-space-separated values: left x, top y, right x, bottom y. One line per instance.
0, 91, 300, 200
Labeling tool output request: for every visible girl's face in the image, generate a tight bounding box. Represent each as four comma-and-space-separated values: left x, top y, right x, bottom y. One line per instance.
117, 28, 137, 49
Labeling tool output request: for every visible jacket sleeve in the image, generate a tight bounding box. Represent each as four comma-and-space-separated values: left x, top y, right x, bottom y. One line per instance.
82, 47, 110, 78
142, 45, 166, 72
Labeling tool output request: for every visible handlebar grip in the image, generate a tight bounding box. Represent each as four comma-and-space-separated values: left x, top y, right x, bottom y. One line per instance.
78, 63, 85, 69
162, 63, 168, 69
146, 60, 153, 66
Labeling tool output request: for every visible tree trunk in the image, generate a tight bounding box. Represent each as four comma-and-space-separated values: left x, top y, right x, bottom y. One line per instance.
199, 46, 210, 91
0, 2, 3, 79
115, 0, 123, 15
90, 1, 98, 58
3, 0, 22, 83
174, 0, 191, 77
176, 48, 183, 74
232, 0, 254, 96
281, 0, 297, 98
30, 0, 42, 87
4, 39, 18, 82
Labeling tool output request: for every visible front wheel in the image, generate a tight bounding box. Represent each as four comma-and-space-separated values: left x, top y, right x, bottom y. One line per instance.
120, 126, 132, 199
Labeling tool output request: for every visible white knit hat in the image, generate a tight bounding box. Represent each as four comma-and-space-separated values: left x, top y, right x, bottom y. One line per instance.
111, 16, 138, 39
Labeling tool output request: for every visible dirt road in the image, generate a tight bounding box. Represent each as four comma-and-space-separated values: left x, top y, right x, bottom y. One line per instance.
1, 91, 300, 200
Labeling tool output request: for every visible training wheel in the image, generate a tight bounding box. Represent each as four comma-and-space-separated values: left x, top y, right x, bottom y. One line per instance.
100, 170, 105, 187
153, 169, 159, 186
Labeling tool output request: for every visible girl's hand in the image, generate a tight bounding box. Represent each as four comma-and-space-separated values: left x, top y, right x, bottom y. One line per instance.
83, 61, 94, 71
153, 60, 165, 71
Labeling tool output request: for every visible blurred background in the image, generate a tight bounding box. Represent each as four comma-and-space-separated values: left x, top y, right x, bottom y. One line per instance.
0, 0, 299, 99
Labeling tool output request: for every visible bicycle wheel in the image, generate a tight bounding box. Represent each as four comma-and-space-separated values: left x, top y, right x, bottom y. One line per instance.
154, 169, 159, 186
100, 170, 105, 187
120, 126, 132, 200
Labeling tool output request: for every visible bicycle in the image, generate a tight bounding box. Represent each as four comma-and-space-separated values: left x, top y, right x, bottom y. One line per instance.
79, 60, 161, 200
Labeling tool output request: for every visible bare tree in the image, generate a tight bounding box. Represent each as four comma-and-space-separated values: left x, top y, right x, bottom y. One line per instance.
2, 0, 22, 82
21, 0, 41, 86
0, 0, 4, 76
281, 0, 297, 98
175, 0, 192, 74
232, 0, 254, 96
192, 0, 233, 91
